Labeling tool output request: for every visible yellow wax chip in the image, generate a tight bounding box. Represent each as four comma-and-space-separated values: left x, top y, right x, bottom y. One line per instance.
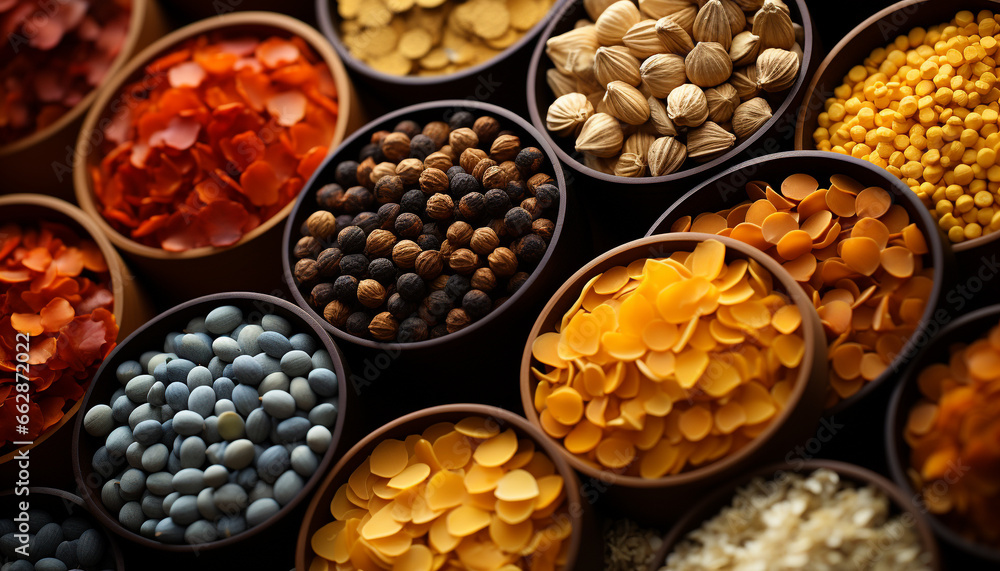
388, 463, 431, 490
772, 334, 805, 368
627, 258, 648, 278
562, 274, 600, 331
534, 380, 552, 413
389, 495, 415, 523
797, 189, 829, 221
860, 351, 887, 381
369, 530, 413, 557
708, 319, 744, 344
715, 259, 748, 291
678, 406, 713, 442
565, 312, 601, 356
361, 505, 405, 540
465, 463, 506, 494
393, 544, 433, 571
902, 223, 928, 254
582, 287, 612, 312
468, 489, 500, 512
311, 520, 346, 561
656, 277, 712, 324
332, 518, 358, 563
413, 438, 443, 472
881, 246, 915, 278
495, 498, 536, 524
369, 495, 392, 516
730, 299, 770, 328
410, 495, 443, 525
495, 469, 540, 502
422, 422, 456, 443
642, 320, 678, 352
618, 292, 655, 336
644, 350, 677, 380
349, 459, 373, 501
429, 516, 461, 553
446, 505, 492, 537
738, 381, 777, 424
595, 437, 635, 469
432, 431, 472, 469
308, 555, 330, 571
675, 348, 709, 389
490, 517, 534, 552
775, 229, 813, 261
374, 479, 406, 500
503, 439, 536, 471
855, 186, 891, 218
771, 305, 801, 334
731, 222, 770, 251
425, 470, 466, 511
761, 211, 799, 245
746, 199, 777, 225
591, 303, 619, 334
691, 212, 728, 234
841, 236, 882, 276
639, 439, 680, 479
546, 386, 584, 425
331, 484, 354, 520
371, 439, 410, 478
474, 429, 519, 467
643, 387, 674, 418
593, 265, 630, 294
456, 538, 516, 570
851, 217, 890, 249
689, 240, 726, 280
714, 401, 747, 434
581, 363, 605, 397
455, 416, 502, 439
601, 331, 647, 360
698, 361, 741, 398
832, 342, 864, 380
534, 474, 564, 511
563, 419, 602, 454
540, 409, 573, 438
532, 332, 568, 368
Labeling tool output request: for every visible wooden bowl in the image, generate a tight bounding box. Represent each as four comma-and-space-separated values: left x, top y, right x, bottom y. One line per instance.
886, 303, 1000, 564
282, 99, 581, 421
0, 0, 169, 202
295, 403, 603, 571
73, 11, 364, 303
526, 0, 819, 249
519, 233, 828, 525
794, 0, 1000, 258
70, 292, 357, 555
0, 194, 153, 489
314, 0, 566, 111
646, 151, 953, 426
0, 486, 127, 570
650, 460, 941, 571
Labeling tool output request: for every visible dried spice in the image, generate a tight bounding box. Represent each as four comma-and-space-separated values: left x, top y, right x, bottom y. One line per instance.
309, 416, 571, 570
662, 469, 933, 571
905, 318, 1000, 545
0, 0, 131, 145
0, 222, 118, 449
603, 518, 662, 571
670, 173, 933, 407
337, 0, 557, 77
531, 240, 806, 478
89, 33, 340, 251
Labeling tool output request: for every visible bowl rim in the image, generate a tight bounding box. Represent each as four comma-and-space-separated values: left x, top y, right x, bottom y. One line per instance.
525, 0, 816, 186
792, 0, 1000, 253
0, 0, 152, 157
518, 232, 826, 489
314, 0, 572, 87
651, 459, 942, 571
72, 11, 356, 261
0, 486, 127, 570
281, 98, 569, 352
885, 302, 1000, 563
0, 194, 130, 466
644, 149, 951, 416
70, 291, 352, 553
295, 402, 589, 570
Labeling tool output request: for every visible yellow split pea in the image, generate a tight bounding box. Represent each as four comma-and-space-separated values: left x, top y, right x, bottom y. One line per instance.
814, 9, 1000, 243
531, 240, 806, 479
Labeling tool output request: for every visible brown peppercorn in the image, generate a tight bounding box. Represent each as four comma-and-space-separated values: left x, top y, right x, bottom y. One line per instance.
381, 132, 411, 162
532, 218, 555, 242
446, 308, 471, 333
527, 173, 554, 195
449, 248, 479, 274
507, 271, 530, 295
311, 282, 336, 307
488, 247, 518, 277
422, 121, 450, 148
489, 134, 520, 162
417, 305, 440, 326
394, 212, 423, 238
419, 168, 449, 195
449, 128, 478, 156
316, 183, 345, 210
481, 166, 508, 190
429, 274, 450, 291
487, 218, 507, 239
499, 161, 521, 183
343, 186, 374, 213
374, 175, 405, 204
294, 258, 319, 285
315, 247, 343, 277
371, 130, 391, 146
357, 279, 387, 308
365, 229, 396, 258
356, 157, 376, 188
470, 227, 499, 255
425, 193, 454, 221
439, 144, 456, 160
392, 240, 421, 268
515, 147, 545, 175
460, 148, 488, 173
471, 267, 496, 292
414, 250, 444, 280
306, 211, 337, 240
378, 203, 400, 230
439, 239, 456, 259
473, 116, 501, 147
520, 197, 543, 220
323, 300, 351, 327
471, 158, 497, 182
395, 158, 424, 184
423, 152, 453, 172
458, 192, 486, 221
368, 312, 399, 341
294, 236, 322, 259
371, 162, 397, 184
446, 221, 474, 247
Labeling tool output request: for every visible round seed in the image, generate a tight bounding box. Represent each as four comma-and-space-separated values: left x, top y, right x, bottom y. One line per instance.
311, 349, 334, 371
257, 445, 291, 484
232, 355, 264, 386
119, 501, 145, 532
165, 383, 190, 411
308, 403, 338, 428
140, 519, 158, 539
214, 483, 249, 513
291, 445, 320, 477
288, 333, 317, 354
172, 410, 205, 436
120, 468, 146, 498
187, 385, 216, 418
276, 417, 311, 443
153, 518, 185, 544
178, 333, 213, 365
224, 439, 255, 470
125, 374, 156, 403
232, 384, 261, 416
126, 441, 145, 469
218, 411, 246, 441
112, 394, 137, 424
203, 464, 229, 488
254, 353, 282, 376
259, 371, 291, 395
84, 405, 114, 437
213, 377, 235, 401
147, 352, 174, 375
274, 471, 304, 506
186, 365, 214, 390
306, 426, 332, 454
33, 523, 62, 559
280, 350, 312, 377
197, 488, 218, 520
214, 398, 236, 415
245, 409, 271, 443
205, 305, 243, 335
246, 498, 280, 527
258, 331, 292, 358
237, 324, 264, 355
106, 425, 134, 457
102, 480, 125, 513
216, 516, 247, 538
289, 377, 316, 410
212, 336, 242, 363
261, 314, 292, 337
128, 403, 159, 429
142, 493, 166, 518
147, 381, 167, 406
77, 528, 106, 566
179, 436, 207, 468
117, 360, 143, 385
307, 368, 339, 397
261, 391, 296, 419
165, 358, 196, 384
169, 495, 200, 525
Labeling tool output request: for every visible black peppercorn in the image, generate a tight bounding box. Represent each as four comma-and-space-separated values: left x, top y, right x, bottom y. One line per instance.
396, 272, 426, 302
316, 183, 344, 210
339, 254, 369, 277
507, 271, 530, 295
368, 258, 397, 285
337, 226, 366, 254
422, 290, 453, 318
515, 233, 547, 265
458, 192, 486, 221
449, 172, 479, 198
484, 189, 512, 218
311, 282, 337, 307
315, 247, 343, 278
462, 289, 491, 320
515, 147, 545, 175
504, 207, 532, 237
505, 179, 527, 203
448, 111, 475, 130
294, 236, 322, 259
443, 274, 472, 302
534, 184, 560, 209
335, 214, 354, 231
345, 311, 372, 337
446, 165, 466, 181
418, 305, 440, 327
394, 119, 421, 139
333, 275, 359, 301
416, 234, 440, 251
430, 324, 448, 339
422, 222, 444, 240
374, 175, 405, 204
378, 203, 401, 230
394, 212, 423, 238
352, 211, 381, 235
386, 293, 417, 320
397, 317, 429, 343
359, 143, 378, 162
409, 134, 435, 161
335, 161, 359, 187
343, 186, 374, 213
400, 189, 427, 214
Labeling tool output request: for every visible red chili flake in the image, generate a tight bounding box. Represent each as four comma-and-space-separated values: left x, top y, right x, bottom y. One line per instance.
0, 222, 118, 449
0, 0, 132, 145
90, 33, 338, 251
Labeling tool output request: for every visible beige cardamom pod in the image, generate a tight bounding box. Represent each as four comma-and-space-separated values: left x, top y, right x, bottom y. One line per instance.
729, 31, 760, 67
732, 0, 765, 10
756, 47, 799, 92
669, 5, 697, 35
666, 83, 709, 127
584, 153, 617, 175
752, 0, 795, 50
638, 0, 696, 19
654, 16, 695, 55
687, 120, 736, 160
546, 26, 601, 74
647, 136, 688, 175
693, 0, 732, 50
640, 53, 687, 98
585, 0, 621, 21
614, 152, 647, 177
648, 97, 679, 136
546, 93, 595, 137
595, 0, 643, 45
624, 130, 656, 158
623, 19, 668, 59
685, 41, 732, 87
595, 46, 642, 87
604, 80, 652, 125
705, 83, 740, 123
576, 112, 624, 158
547, 68, 578, 98
730, 65, 760, 99
720, 0, 745, 36
732, 96, 772, 138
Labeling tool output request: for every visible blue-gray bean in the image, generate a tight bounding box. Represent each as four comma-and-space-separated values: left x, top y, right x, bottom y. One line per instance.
212, 377, 235, 401
84, 404, 114, 438
273, 471, 304, 506
292, 445, 321, 478
140, 519, 159, 539
142, 443, 170, 473
257, 330, 292, 359
260, 390, 296, 419
186, 316, 208, 333
245, 498, 280, 527
307, 403, 338, 428
125, 374, 156, 403
214, 398, 236, 416
118, 501, 144, 533
231, 354, 263, 387
205, 305, 243, 335
32, 522, 61, 559
184, 519, 218, 545
117, 360, 143, 385
101, 480, 125, 513
133, 419, 163, 447
311, 349, 334, 371
187, 385, 216, 417
128, 403, 159, 430
289, 377, 317, 411
213, 483, 248, 514
203, 464, 229, 489
244, 409, 270, 444
306, 368, 338, 398
223, 439, 254, 470
211, 336, 242, 363
146, 352, 174, 375
141, 492, 166, 519
177, 333, 213, 365
164, 382, 190, 412
77, 528, 105, 566
34, 558, 68, 571
253, 353, 282, 377
279, 350, 312, 378
306, 426, 332, 455
196, 488, 218, 520
276, 417, 311, 443
119, 468, 146, 499
179, 436, 207, 468
171, 410, 204, 436
146, 471, 174, 496
153, 518, 185, 544
147, 381, 167, 407
164, 358, 195, 384
256, 445, 290, 484
168, 495, 200, 525
186, 365, 214, 390
126, 442, 145, 469
261, 314, 292, 337
216, 516, 247, 538
105, 425, 134, 457
258, 371, 290, 395
232, 384, 260, 416
236, 324, 263, 355
111, 394, 137, 424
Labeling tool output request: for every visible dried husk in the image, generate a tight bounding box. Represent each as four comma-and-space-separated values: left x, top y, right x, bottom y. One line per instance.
638, 0, 696, 19
624, 130, 656, 157
546, 92, 596, 136
585, 0, 621, 21
640, 53, 687, 98
685, 42, 732, 87
732, 0, 765, 10
729, 31, 760, 67
614, 152, 647, 177
604, 80, 652, 125
670, 5, 698, 35
731, 65, 760, 99
705, 83, 740, 123
547, 68, 578, 98
647, 136, 687, 175
584, 152, 617, 174
693, 0, 732, 50
546, 25, 601, 74
623, 19, 668, 59
648, 97, 679, 136
687, 120, 736, 159
756, 47, 799, 92
666, 83, 709, 127
732, 96, 772, 138
752, 0, 795, 50
655, 16, 695, 55
595, 45, 642, 87
595, 0, 643, 45
720, 0, 745, 36
576, 112, 625, 157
